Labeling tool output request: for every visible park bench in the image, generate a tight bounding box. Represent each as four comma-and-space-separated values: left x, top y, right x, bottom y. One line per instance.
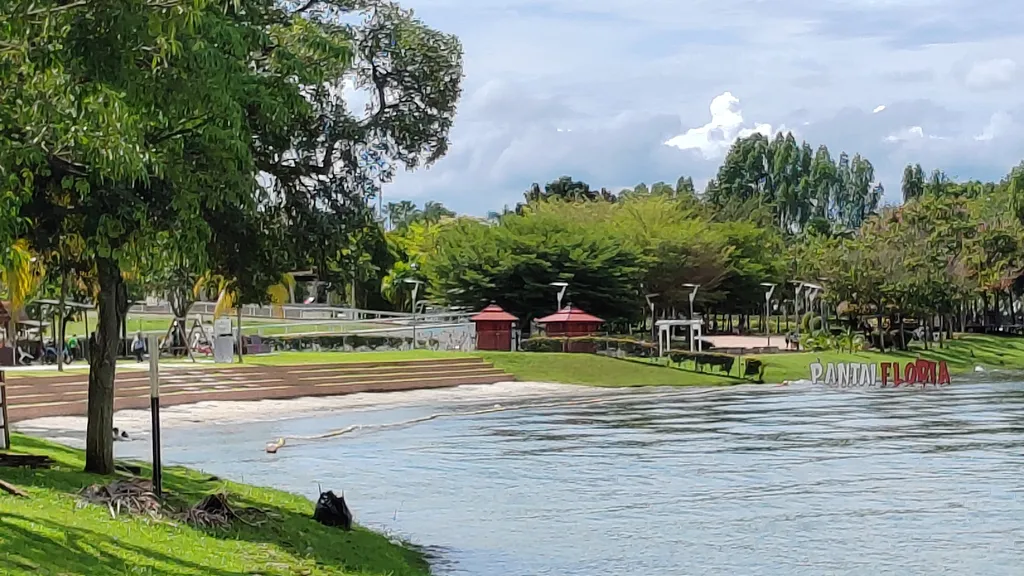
243, 335, 271, 355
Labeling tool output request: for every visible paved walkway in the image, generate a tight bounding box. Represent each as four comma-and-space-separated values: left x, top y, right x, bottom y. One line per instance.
3, 358, 508, 422
707, 335, 776, 349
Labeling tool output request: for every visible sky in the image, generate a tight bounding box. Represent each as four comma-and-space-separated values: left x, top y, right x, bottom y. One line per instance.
377, 0, 1024, 216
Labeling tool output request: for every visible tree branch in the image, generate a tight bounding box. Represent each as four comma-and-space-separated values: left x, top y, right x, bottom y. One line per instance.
26, 0, 89, 17
147, 114, 212, 146
294, 0, 319, 13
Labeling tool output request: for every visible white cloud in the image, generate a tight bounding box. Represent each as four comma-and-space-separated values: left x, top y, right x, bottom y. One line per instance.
873, 105, 887, 113
975, 111, 1013, 141
885, 125, 925, 142
663, 92, 774, 160
964, 58, 1017, 90
377, 0, 1024, 214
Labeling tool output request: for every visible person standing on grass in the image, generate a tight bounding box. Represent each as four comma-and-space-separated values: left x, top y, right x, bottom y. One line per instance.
67, 334, 79, 361
131, 332, 145, 362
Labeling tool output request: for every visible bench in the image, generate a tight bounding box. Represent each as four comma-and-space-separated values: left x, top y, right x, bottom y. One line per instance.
243, 335, 271, 355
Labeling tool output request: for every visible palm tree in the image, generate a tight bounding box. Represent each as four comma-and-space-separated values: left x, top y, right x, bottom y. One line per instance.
196, 273, 295, 319
385, 200, 419, 230
1, 239, 44, 352
421, 201, 455, 223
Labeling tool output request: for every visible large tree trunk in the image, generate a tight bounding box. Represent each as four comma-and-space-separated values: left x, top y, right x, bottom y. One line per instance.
84, 257, 124, 475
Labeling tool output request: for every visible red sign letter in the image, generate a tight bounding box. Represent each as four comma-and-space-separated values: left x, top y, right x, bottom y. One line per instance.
916, 359, 936, 385
904, 362, 918, 385
937, 361, 951, 386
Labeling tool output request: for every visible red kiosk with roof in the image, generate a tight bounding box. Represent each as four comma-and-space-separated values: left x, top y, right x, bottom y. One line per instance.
535, 306, 604, 353
471, 304, 519, 351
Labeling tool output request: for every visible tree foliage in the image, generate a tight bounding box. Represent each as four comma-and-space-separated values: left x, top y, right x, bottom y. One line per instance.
0, 0, 463, 473
706, 132, 883, 234
417, 195, 789, 325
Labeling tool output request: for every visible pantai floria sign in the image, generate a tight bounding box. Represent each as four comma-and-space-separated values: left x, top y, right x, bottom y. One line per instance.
810, 359, 951, 388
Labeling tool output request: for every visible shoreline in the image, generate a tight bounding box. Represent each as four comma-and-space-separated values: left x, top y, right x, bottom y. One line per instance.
12, 380, 604, 447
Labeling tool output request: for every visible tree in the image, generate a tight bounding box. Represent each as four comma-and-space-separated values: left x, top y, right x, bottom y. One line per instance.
1, 0, 463, 473
902, 164, 925, 203
386, 201, 419, 229
518, 176, 616, 213
424, 205, 646, 324
708, 132, 880, 234
421, 201, 456, 224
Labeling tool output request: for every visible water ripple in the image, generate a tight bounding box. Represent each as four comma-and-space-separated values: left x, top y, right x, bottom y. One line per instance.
114, 381, 1024, 575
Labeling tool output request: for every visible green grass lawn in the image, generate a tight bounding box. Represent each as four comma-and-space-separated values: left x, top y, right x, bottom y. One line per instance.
0, 434, 429, 576
11, 334, 1022, 386
475, 351, 737, 387
752, 334, 1024, 383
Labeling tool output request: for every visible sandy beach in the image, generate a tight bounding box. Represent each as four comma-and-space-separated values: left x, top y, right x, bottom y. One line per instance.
12, 380, 602, 448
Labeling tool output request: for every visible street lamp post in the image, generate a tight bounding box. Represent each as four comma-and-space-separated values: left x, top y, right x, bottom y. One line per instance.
760, 283, 776, 348
817, 278, 830, 331
403, 278, 423, 349
790, 281, 805, 349
682, 283, 700, 320
549, 281, 569, 311
645, 293, 659, 343
681, 283, 700, 349
804, 282, 823, 336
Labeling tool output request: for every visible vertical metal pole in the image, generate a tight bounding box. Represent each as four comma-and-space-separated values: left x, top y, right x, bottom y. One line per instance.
649, 302, 656, 343
148, 335, 162, 498
410, 283, 419, 350
236, 306, 244, 364
1, 372, 9, 451
794, 289, 801, 350
83, 308, 90, 361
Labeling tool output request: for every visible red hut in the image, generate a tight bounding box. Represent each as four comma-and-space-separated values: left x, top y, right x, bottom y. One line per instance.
535, 306, 604, 353
535, 306, 604, 337
471, 304, 518, 351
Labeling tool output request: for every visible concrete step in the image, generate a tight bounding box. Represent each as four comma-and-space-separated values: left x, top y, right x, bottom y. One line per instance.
6, 366, 509, 405
4, 361, 497, 395
3, 357, 491, 388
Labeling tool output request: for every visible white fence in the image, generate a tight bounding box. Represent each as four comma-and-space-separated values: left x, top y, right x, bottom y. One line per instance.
127, 301, 478, 350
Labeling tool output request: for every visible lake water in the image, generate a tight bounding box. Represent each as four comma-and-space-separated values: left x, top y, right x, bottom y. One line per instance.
108, 380, 1024, 575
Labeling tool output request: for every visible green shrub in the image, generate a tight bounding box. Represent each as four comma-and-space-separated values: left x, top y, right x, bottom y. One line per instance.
521, 337, 567, 352
262, 334, 412, 351
521, 336, 658, 356
667, 349, 736, 374
744, 358, 765, 381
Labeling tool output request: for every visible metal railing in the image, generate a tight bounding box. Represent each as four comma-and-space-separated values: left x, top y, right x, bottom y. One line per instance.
129, 301, 472, 323
126, 309, 475, 340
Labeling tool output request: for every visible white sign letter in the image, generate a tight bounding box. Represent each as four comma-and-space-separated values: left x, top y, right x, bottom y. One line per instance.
810, 361, 823, 384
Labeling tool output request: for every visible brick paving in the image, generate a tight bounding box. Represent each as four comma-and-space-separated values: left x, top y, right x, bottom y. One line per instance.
3, 358, 509, 422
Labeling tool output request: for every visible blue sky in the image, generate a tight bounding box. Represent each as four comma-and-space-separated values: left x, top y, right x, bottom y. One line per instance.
378, 0, 1024, 215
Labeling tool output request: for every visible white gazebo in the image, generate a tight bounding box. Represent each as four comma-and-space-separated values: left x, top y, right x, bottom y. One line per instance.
655, 319, 703, 356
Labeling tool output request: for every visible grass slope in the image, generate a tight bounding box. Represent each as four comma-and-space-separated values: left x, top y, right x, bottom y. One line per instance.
753, 334, 1024, 383
0, 435, 429, 576
475, 351, 736, 387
